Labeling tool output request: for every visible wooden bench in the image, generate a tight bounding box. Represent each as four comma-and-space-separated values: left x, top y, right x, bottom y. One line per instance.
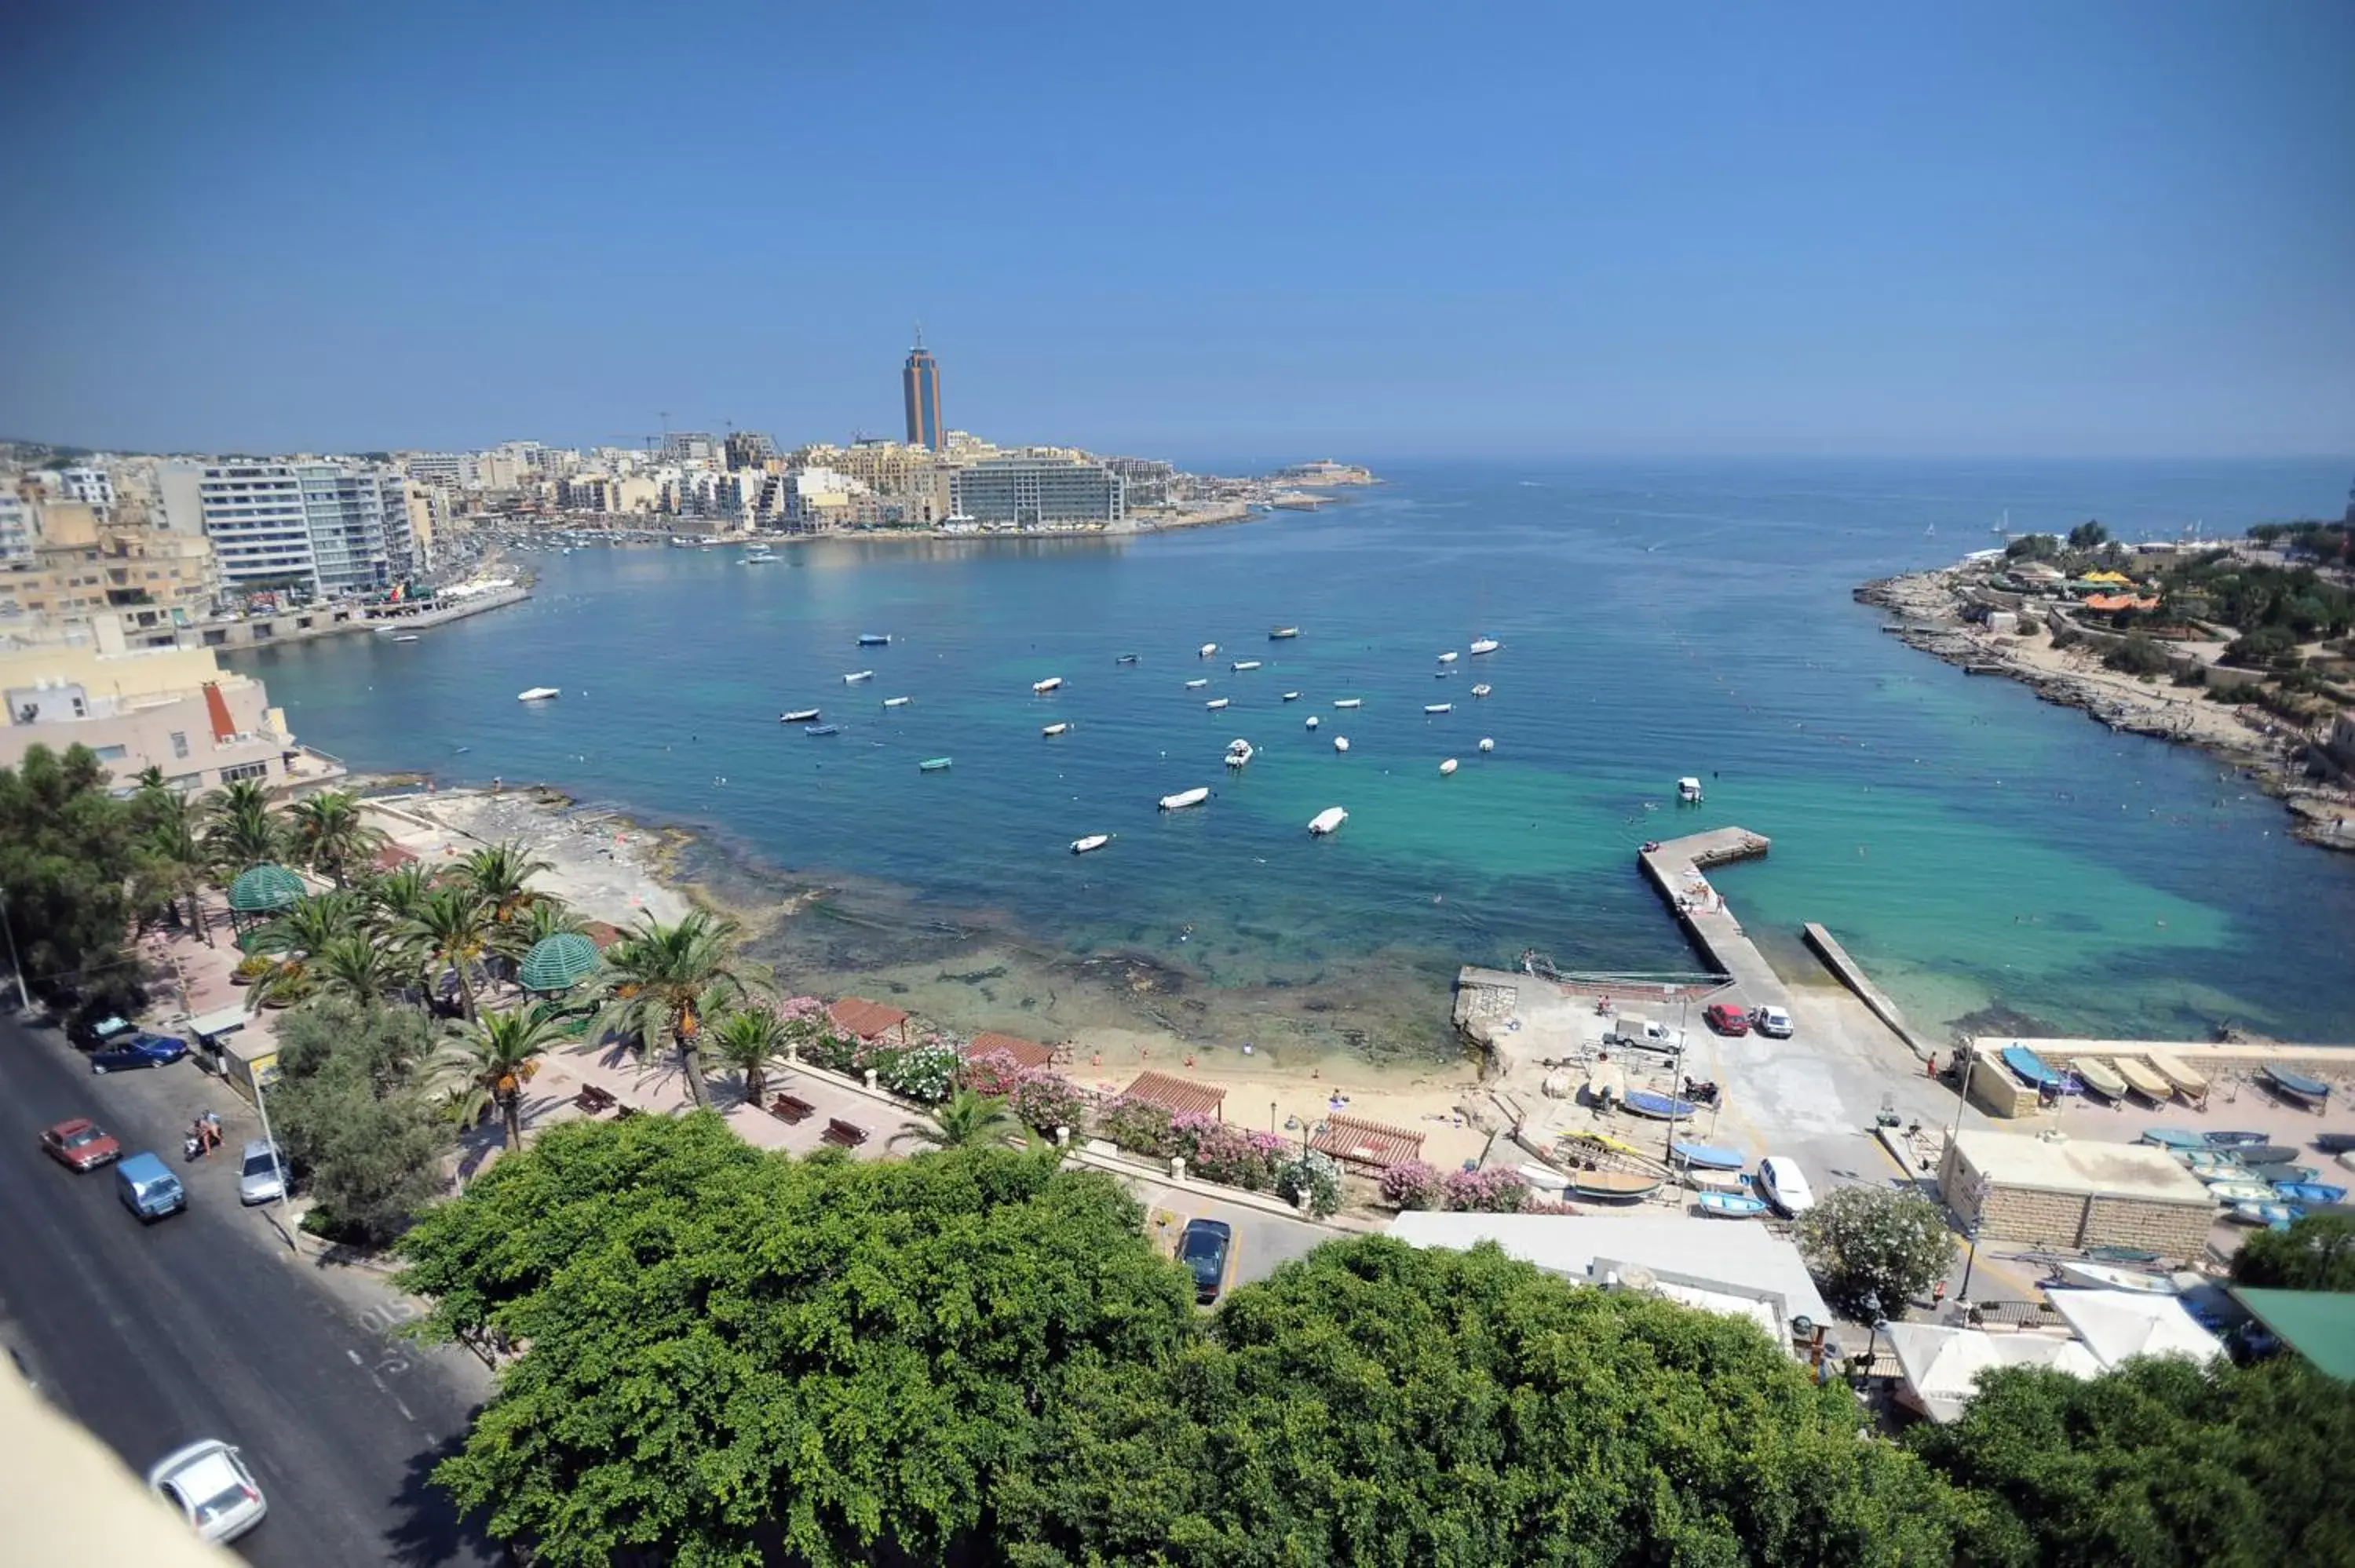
768, 1093, 816, 1125
574, 1085, 617, 1115
821, 1118, 869, 1148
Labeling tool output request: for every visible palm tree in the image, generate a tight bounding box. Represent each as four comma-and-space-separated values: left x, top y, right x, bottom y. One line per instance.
247, 889, 367, 961
362, 862, 433, 931
285, 791, 387, 887
203, 797, 284, 877
309, 934, 403, 1005
462, 841, 553, 925
133, 789, 214, 944
706, 1007, 789, 1107
491, 895, 587, 968
429, 1007, 568, 1150
893, 1088, 1023, 1152
406, 886, 494, 1021
591, 911, 752, 1110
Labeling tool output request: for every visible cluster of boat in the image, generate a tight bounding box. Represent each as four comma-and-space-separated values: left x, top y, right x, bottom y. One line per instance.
2141, 1126, 2350, 1227
1996, 1042, 2225, 1107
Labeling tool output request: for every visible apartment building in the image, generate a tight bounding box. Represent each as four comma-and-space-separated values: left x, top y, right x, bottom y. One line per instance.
0, 620, 294, 793
949, 456, 1126, 527
0, 501, 218, 644
159, 459, 415, 596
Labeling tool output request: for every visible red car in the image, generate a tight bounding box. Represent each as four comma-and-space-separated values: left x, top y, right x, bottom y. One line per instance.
1703, 1003, 1751, 1037
41, 1117, 122, 1172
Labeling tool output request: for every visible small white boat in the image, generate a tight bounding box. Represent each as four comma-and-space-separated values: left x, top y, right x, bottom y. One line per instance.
1424, 703, 1452, 715
1471, 684, 1492, 698
1159, 787, 1210, 811
2050, 1259, 2177, 1295
882, 696, 911, 708
780, 707, 821, 724
1282, 691, 1301, 702
1198, 643, 1218, 658
1437, 651, 1459, 663
517, 687, 560, 702
391, 633, 420, 644
1032, 676, 1063, 694
1269, 626, 1301, 640
1206, 697, 1230, 710
1308, 806, 1347, 835
1232, 659, 1262, 672
1439, 758, 1459, 775
857, 633, 891, 647
1185, 677, 1209, 689
1305, 716, 1320, 730
1042, 722, 1070, 737
1333, 736, 1350, 753
1071, 833, 1112, 854
1225, 742, 1252, 768
845, 670, 875, 684
1469, 638, 1500, 655
1334, 698, 1362, 709
1478, 737, 1495, 753
1677, 776, 1703, 803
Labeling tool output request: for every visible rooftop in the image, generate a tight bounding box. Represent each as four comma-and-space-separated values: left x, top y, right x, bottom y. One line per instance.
1951, 1128, 2213, 1205
2229, 1287, 2355, 1380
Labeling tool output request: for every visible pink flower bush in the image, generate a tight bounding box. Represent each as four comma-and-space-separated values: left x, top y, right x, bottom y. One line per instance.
1008, 1070, 1087, 1136
1442, 1166, 1531, 1213
1379, 1160, 1444, 1210
957, 1048, 1028, 1099
1097, 1095, 1178, 1158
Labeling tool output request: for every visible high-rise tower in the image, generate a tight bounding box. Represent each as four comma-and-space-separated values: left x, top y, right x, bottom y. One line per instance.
902, 327, 943, 451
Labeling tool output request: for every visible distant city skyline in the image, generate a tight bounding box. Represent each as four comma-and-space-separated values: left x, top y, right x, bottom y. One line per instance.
2, 3, 2350, 461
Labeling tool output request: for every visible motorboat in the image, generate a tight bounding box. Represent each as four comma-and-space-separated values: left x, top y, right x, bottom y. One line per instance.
844, 670, 874, 684
1332, 736, 1349, 753
517, 687, 560, 702
1042, 723, 1070, 737
1232, 659, 1262, 672
1676, 776, 1703, 804
1439, 758, 1458, 775
1071, 833, 1112, 853
1269, 626, 1301, 640
1206, 698, 1230, 710
918, 757, 952, 772
1185, 677, 1210, 689
857, 633, 891, 646
2140, 1127, 2207, 1149
1423, 703, 1451, 715
1115, 653, 1140, 665
1478, 738, 1495, 753
1307, 806, 1347, 836
1334, 698, 1362, 709
2002, 1044, 2065, 1092
780, 707, 822, 724
1158, 787, 1210, 811
2275, 1180, 2348, 1205
2116, 1059, 2175, 1100
1031, 676, 1063, 694
882, 696, 911, 708
1437, 651, 1459, 663
1305, 716, 1320, 730
2262, 1063, 2332, 1106
1566, 1169, 1663, 1202
803, 724, 841, 737
1225, 739, 1253, 768
2073, 1058, 2128, 1099
2050, 1259, 2175, 1294
1198, 643, 1218, 658
1433, 669, 1455, 679
1469, 637, 1500, 655
1622, 1088, 1697, 1121
1670, 1141, 1745, 1171
740, 548, 776, 565
1470, 683, 1492, 698
1283, 691, 1302, 701
1696, 1191, 1769, 1219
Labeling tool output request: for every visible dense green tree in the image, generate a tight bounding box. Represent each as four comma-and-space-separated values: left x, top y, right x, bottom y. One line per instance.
2229, 1213, 2355, 1293
704, 1005, 788, 1107
284, 789, 387, 886
0, 743, 144, 1008
996, 1236, 1960, 1568
429, 1006, 569, 1150
1795, 1185, 1959, 1315
591, 910, 754, 1110
1910, 1355, 2355, 1568
2068, 520, 2112, 551
396, 1120, 1192, 1566
131, 786, 213, 945
894, 1086, 1022, 1151
268, 999, 448, 1242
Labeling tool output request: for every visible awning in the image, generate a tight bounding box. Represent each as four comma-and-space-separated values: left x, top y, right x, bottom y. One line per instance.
1120, 1070, 1227, 1119
1312, 1113, 1426, 1170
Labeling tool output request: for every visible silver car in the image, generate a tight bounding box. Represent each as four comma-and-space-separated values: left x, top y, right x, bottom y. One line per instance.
148, 1438, 268, 1544
237, 1139, 288, 1205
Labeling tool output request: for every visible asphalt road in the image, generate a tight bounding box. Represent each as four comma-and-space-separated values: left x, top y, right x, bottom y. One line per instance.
0, 1013, 500, 1566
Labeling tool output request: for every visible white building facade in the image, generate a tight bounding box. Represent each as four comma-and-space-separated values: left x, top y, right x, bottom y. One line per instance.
162, 460, 415, 597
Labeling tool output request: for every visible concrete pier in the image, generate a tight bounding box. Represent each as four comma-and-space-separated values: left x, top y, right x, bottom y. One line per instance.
1803, 923, 1935, 1063
1635, 828, 1787, 1005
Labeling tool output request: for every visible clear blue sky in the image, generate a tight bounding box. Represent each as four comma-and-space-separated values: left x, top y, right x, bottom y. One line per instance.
5, 2, 2350, 461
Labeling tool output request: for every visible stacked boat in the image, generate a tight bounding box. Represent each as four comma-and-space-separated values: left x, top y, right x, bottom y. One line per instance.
2151, 1128, 2349, 1217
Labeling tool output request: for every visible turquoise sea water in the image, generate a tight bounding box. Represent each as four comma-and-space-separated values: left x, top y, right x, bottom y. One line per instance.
236, 459, 2355, 1051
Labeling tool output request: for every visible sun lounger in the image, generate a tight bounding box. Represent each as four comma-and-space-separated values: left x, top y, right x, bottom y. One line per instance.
822, 1118, 870, 1148
768, 1093, 816, 1125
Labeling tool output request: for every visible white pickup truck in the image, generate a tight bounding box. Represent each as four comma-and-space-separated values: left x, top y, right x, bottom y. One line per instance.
1605, 1014, 1688, 1054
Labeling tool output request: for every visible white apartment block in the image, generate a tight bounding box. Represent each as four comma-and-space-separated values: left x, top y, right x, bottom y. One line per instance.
0, 493, 32, 566
160, 460, 415, 597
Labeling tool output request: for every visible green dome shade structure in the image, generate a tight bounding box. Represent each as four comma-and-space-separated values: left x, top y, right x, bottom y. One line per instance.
226, 864, 305, 914
519, 932, 601, 993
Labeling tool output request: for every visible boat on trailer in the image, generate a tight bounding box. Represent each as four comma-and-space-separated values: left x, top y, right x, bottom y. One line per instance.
1622, 1089, 1697, 1121
2262, 1063, 2332, 1106
2116, 1059, 2176, 1101
2072, 1058, 2128, 1099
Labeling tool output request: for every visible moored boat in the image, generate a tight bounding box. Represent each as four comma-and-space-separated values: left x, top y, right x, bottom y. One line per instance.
2116, 1059, 2175, 1101
1269, 626, 1301, 640
2203, 1130, 2271, 1147
780, 707, 821, 724
1232, 659, 1262, 671
1332, 735, 1349, 752
1437, 651, 1459, 663
1307, 806, 1347, 836
2229, 1201, 2302, 1228
1198, 643, 1218, 658
2073, 1058, 2128, 1099
390, 633, 420, 643
1282, 691, 1302, 701
1670, 1141, 1745, 1171
1424, 702, 1452, 715
2203, 1180, 2276, 1204
1471, 683, 1492, 698
1115, 653, 1140, 665
1622, 1088, 1697, 1121
1334, 698, 1362, 709
1676, 776, 1703, 803
2242, 1163, 2320, 1186
1305, 716, 1320, 730
1185, 677, 1209, 689
844, 669, 874, 684
1696, 1191, 1769, 1219
1468, 637, 1500, 655
1031, 676, 1063, 694
1439, 758, 1458, 775
1516, 1161, 1570, 1193
2274, 1180, 2347, 1204
517, 687, 560, 702
1070, 833, 1112, 853
803, 724, 841, 737
1042, 723, 1070, 737
857, 633, 891, 646
1158, 787, 1210, 811
1206, 697, 1230, 710
1478, 737, 1495, 753
918, 757, 952, 772
2261, 1063, 2332, 1105
2148, 1050, 2208, 1101
2139, 1128, 2207, 1149
2225, 1142, 2297, 1163
1225, 739, 1253, 768
882, 695, 911, 707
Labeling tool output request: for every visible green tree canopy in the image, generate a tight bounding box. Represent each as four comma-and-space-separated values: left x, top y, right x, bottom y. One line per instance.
0, 742, 144, 1011
1795, 1184, 1959, 1315
2230, 1213, 2355, 1293
269, 998, 449, 1242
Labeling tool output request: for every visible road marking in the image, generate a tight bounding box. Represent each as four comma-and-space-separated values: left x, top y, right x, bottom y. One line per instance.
345, 1348, 364, 1366
395, 1398, 415, 1422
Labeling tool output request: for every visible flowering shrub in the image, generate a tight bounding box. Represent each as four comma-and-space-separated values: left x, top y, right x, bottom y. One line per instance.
1275, 1150, 1345, 1218
798, 1028, 864, 1076
1097, 1096, 1178, 1158
869, 1037, 958, 1103
1442, 1166, 1531, 1214
1378, 1160, 1444, 1210
1008, 1070, 1087, 1136
957, 1048, 1028, 1099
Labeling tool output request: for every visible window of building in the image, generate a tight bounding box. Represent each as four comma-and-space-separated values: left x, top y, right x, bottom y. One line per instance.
218, 761, 270, 784
92, 744, 129, 761
170, 731, 190, 759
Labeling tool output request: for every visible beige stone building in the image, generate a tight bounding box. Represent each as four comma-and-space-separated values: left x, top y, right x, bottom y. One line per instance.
0, 501, 220, 647
1939, 1128, 2215, 1260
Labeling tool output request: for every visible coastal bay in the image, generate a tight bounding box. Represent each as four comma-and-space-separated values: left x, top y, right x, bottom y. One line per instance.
238, 458, 2355, 1060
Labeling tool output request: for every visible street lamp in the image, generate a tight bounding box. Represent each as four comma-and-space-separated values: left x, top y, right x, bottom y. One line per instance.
0, 884, 31, 1012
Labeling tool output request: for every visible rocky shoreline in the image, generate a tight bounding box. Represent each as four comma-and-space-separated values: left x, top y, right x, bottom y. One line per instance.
1857, 568, 2354, 854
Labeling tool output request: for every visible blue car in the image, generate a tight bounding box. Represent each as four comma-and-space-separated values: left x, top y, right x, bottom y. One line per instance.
89, 1031, 191, 1074
1178, 1218, 1233, 1304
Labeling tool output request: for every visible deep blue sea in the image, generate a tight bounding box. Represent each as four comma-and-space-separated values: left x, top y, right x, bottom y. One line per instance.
234, 458, 2355, 1054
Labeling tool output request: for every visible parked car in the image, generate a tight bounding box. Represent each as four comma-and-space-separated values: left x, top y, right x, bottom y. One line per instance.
68, 1012, 138, 1049
1751, 1006, 1794, 1039
1703, 1003, 1751, 1036
39, 1117, 121, 1172
1757, 1155, 1815, 1216
89, 1031, 190, 1074
237, 1140, 289, 1205
1178, 1218, 1234, 1304
115, 1152, 188, 1221
1605, 1014, 1687, 1054
148, 1439, 268, 1545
